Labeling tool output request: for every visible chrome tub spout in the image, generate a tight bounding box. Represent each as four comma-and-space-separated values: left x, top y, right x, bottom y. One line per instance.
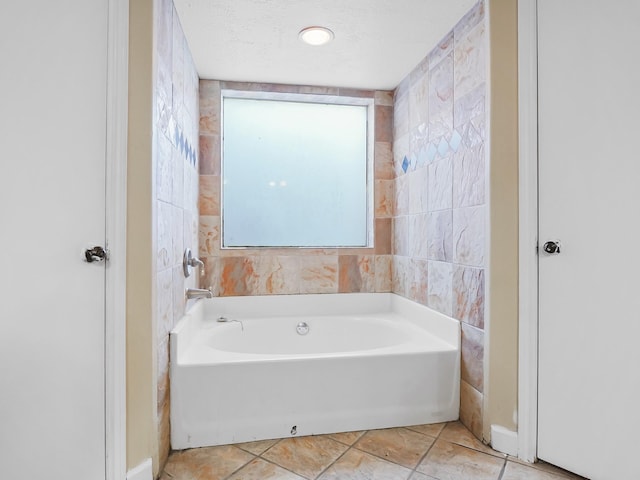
185, 288, 213, 300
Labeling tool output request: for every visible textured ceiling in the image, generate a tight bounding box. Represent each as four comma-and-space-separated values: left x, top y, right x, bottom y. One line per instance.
173, 0, 477, 90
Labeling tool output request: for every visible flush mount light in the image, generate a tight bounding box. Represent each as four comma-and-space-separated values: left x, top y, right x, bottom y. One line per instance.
298, 26, 334, 46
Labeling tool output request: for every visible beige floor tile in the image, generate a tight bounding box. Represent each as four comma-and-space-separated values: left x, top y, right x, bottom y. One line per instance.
502, 461, 581, 480
226, 458, 306, 480
354, 427, 436, 469
417, 439, 504, 480
235, 438, 281, 455
405, 423, 447, 438
161, 445, 255, 480
507, 457, 586, 479
262, 435, 349, 479
317, 448, 413, 480
439, 421, 505, 458
326, 430, 366, 446
408, 472, 434, 480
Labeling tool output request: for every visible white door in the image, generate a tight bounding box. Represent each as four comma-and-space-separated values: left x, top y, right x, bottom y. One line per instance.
537, 1, 640, 478
0, 1, 108, 478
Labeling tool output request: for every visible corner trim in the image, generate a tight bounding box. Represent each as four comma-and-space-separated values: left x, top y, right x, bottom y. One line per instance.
105, 0, 129, 478
491, 424, 518, 456
126, 459, 153, 480
517, 0, 539, 463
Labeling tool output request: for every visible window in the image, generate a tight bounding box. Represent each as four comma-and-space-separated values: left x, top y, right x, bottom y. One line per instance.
221, 91, 373, 248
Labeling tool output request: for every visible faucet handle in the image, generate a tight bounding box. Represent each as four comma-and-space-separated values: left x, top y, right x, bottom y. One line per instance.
183, 248, 205, 277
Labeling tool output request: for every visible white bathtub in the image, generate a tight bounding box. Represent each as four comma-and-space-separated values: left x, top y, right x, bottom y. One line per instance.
170, 293, 460, 449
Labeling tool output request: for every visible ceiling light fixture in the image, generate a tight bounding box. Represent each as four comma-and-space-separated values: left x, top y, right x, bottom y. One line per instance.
298, 26, 334, 46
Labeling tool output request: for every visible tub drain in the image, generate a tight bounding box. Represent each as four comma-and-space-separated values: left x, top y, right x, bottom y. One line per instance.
296, 322, 309, 335
290, 425, 297, 436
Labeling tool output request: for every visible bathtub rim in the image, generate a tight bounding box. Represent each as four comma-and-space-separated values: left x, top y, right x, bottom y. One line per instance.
171, 293, 460, 367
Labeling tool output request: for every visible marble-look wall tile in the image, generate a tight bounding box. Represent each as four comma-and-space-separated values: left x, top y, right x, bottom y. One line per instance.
409, 69, 429, 129
392, 255, 409, 298
454, 0, 485, 46
199, 134, 220, 175
201, 256, 221, 294
197, 84, 394, 299
453, 265, 485, 329
339, 255, 375, 293
461, 323, 484, 392
199, 80, 220, 135
198, 215, 220, 257
375, 255, 392, 292
171, 9, 184, 115
427, 261, 453, 316
338, 88, 375, 99
300, 256, 338, 294
408, 214, 429, 259
256, 256, 300, 295
453, 205, 485, 267
394, 175, 409, 216
427, 210, 453, 262
170, 206, 184, 268
157, 132, 173, 203
375, 218, 392, 255
393, 216, 409, 257
219, 256, 256, 296
374, 90, 394, 107
375, 105, 393, 142
198, 175, 220, 215
374, 142, 394, 180
460, 380, 483, 440
408, 167, 428, 215
454, 21, 486, 100
393, 133, 410, 177
157, 268, 173, 342
375, 179, 394, 218
428, 53, 454, 141
172, 266, 186, 326
183, 210, 198, 258
409, 258, 429, 305
391, 0, 486, 443
155, 2, 200, 468
428, 31, 454, 69
453, 143, 485, 208
157, 201, 172, 270
428, 158, 453, 211
393, 78, 410, 141
172, 146, 185, 209
454, 83, 485, 129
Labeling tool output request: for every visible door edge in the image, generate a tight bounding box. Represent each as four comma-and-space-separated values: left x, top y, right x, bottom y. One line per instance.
517, 0, 539, 464
105, 0, 129, 478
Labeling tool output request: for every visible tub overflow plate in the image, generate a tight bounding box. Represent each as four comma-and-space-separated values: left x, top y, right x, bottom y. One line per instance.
296, 322, 309, 335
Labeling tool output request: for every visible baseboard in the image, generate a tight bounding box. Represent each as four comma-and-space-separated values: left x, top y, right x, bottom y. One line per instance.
126, 458, 153, 480
491, 424, 518, 456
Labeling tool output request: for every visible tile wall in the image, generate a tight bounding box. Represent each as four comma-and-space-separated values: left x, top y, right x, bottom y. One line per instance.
154, 0, 200, 468
392, 1, 487, 440
198, 82, 394, 296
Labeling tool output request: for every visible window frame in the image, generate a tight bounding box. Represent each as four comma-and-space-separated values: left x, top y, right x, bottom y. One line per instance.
219, 89, 375, 249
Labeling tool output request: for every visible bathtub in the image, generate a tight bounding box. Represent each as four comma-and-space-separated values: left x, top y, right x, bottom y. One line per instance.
170, 293, 460, 449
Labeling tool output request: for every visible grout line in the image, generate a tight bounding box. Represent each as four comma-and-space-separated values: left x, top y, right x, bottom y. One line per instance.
312, 438, 360, 480
221, 449, 257, 480
497, 457, 508, 480
256, 455, 313, 480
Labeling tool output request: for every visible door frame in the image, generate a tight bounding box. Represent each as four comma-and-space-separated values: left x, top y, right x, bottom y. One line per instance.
105, 0, 128, 478
517, 0, 539, 463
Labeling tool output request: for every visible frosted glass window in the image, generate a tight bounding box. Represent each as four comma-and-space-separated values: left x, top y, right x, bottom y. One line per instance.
222, 94, 372, 248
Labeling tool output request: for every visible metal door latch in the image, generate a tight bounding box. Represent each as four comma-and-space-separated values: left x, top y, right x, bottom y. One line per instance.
85, 246, 108, 263
542, 240, 561, 255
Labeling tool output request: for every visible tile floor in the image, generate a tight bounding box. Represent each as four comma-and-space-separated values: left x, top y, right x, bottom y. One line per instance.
160, 421, 586, 480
